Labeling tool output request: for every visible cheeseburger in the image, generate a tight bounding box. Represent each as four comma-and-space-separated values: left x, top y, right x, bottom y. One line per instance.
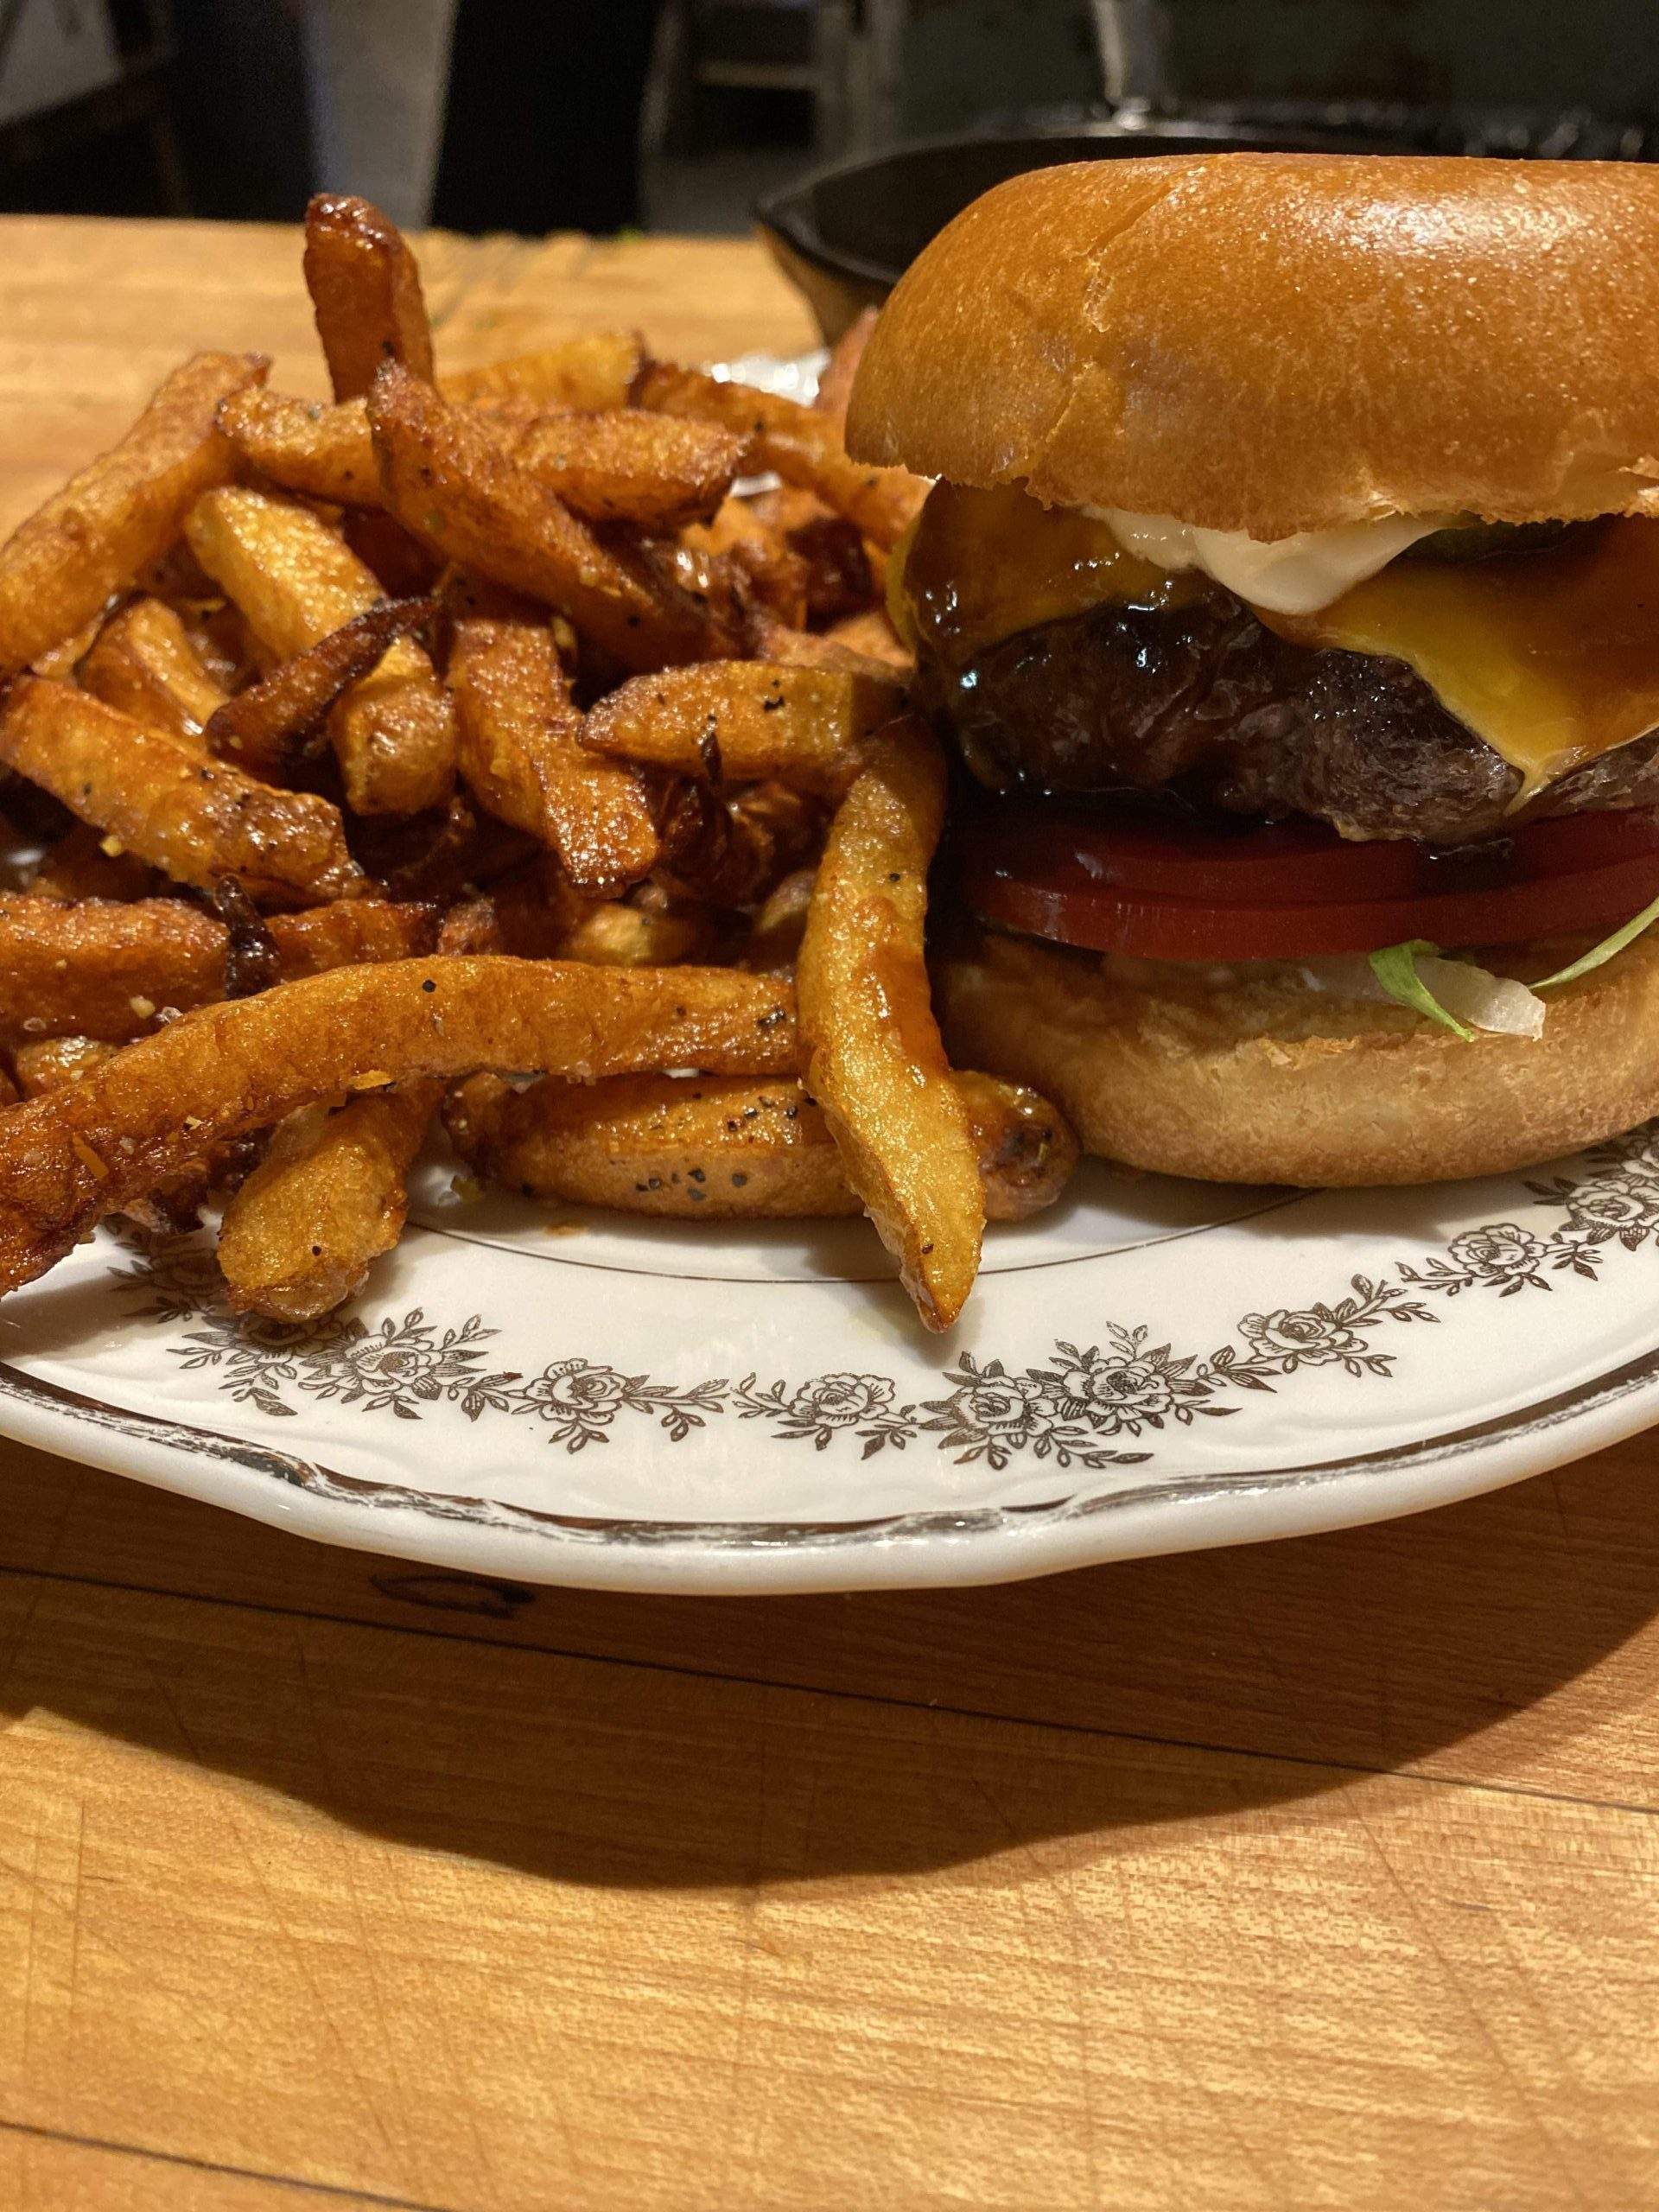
846, 155, 1659, 1185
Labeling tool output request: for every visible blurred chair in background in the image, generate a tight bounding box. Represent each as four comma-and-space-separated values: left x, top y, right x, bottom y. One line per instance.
643, 0, 855, 161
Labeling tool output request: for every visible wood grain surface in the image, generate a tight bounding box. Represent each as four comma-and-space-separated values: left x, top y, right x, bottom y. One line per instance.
0, 217, 1655, 2212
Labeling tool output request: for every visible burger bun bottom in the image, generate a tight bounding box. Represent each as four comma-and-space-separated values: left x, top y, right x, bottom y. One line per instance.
934, 923, 1659, 1186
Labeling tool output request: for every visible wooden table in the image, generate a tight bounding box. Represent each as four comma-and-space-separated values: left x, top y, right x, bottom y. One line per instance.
0, 217, 1655, 2212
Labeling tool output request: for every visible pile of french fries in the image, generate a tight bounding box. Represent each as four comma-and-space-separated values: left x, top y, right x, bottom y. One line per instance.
0, 195, 1077, 1334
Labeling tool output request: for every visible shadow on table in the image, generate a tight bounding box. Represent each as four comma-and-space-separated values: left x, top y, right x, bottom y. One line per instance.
3, 1439, 1658, 1886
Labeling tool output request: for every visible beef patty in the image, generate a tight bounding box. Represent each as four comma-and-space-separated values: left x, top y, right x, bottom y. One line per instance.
920, 593, 1659, 844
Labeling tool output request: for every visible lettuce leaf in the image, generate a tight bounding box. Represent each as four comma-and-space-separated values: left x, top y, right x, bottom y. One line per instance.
1533, 888, 1659, 991
1368, 939, 1474, 1040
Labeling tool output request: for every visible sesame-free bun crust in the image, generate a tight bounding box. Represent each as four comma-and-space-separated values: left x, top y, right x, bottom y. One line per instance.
935, 924, 1659, 1186
847, 156, 1659, 539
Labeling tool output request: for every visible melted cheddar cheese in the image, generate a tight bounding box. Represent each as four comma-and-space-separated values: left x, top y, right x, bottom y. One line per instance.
900, 483, 1659, 798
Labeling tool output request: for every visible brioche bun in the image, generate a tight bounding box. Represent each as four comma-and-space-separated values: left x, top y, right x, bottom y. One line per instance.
934, 924, 1659, 1186
847, 155, 1659, 540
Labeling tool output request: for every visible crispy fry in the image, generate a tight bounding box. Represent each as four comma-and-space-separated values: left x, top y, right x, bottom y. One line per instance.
748, 486, 875, 622
747, 609, 906, 683
272, 899, 439, 975
448, 1067, 1076, 1221
30, 607, 108, 678
79, 596, 229, 747
367, 363, 722, 671
0, 351, 267, 672
186, 486, 456, 814
204, 594, 436, 772
438, 855, 590, 957
0, 679, 365, 907
0, 893, 434, 1044
0, 957, 798, 1289
11, 1033, 242, 1235
218, 1078, 441, 1320
232, 388, 744, 530
340, 507, 441, 597
303, 193, 435, 401
635, 362, 927, 549
438, 334, 643, 411
448, 615, 658, 892
657, 779, 821, 909
556, 897, 715, 966
797, 715, 982, 1329
11, 1034, 114, 1094
582, 660, 902, 801
814, 306, 879, 431
28, 824, 159, 901
347, 789, 534, 905
501, 409, 742, 527
218, 386, 381, 504
682, 496, 810, 628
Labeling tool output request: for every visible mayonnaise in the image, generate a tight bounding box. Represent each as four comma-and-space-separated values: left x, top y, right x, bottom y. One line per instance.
1088, 507, 1455, 617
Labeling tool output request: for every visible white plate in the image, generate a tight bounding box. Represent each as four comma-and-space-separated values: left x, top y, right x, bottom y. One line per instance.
3, 1126, 1659, 1592
5, 352, 1656, 1592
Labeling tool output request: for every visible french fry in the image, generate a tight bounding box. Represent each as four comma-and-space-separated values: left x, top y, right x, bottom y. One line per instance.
30, 608, 108, 679
340, 507, 441, 598
217, 386, 381, 504
230, 387, 743, 529
748, 486, 875, 622
814, 305, 879, 431
448, 615, 658, 892
682, 496, 809, 628
438, 334, 643, 411
556, 897, 716, 967
367, 363, 723, 671
11, 1034, 115, 1094
634, 362, 927, 549
0, 679, 365, 907
0, 893, 430, 1043
348, 789, 535, 906
501, 409, 742, 527
0, 957, 798, 1289
303, 192, 435, 401
656, 779, 821, 909
217, 1078, 441, 1320
747, 608, 906, 683
741, 865, 815, 974
448, 1067, 1076, 1222
272, 899, 439, 976
797, 715, 982, 1329
582, 660, 903, 801
185, 486, 456, 814
79, 596, 229, 747
11, 1033, 241, 1235
0, 351, 267, 671
28, 824, 159, 902
203, 594, 437, 773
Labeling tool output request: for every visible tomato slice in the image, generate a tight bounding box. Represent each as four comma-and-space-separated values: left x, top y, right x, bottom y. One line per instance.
955, 797, 1659, 960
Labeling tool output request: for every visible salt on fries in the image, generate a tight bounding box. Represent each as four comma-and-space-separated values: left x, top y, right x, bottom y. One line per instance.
0, 193, 1075, 1329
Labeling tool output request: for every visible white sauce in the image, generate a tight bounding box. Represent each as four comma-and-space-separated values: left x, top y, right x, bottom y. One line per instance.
1088, 506, 1455, 616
